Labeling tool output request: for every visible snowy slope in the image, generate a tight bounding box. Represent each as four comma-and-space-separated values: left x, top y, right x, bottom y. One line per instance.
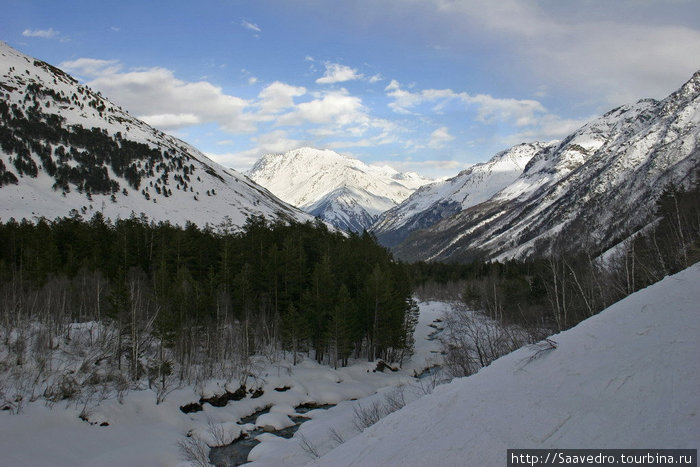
372, 142, 551, 247
0, 42, 312, 229
248, 147, 432, 232
316, 263, 700, 466
394, 71, 700, 262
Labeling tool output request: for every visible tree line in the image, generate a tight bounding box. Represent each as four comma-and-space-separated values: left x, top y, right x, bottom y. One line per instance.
0, 214, 417, 408
411, 182, 699, 331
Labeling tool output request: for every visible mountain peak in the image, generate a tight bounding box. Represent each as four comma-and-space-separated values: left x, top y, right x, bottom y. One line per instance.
248, 148, 432, 232
371, 141, 550, 247
670, 69, 700, 102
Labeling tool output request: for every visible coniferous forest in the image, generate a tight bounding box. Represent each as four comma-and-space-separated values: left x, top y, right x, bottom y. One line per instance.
0, 182, 696, 410
0, 214, 417, 406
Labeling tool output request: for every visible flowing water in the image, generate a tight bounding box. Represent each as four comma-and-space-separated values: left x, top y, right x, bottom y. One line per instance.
208, 404, 335, 466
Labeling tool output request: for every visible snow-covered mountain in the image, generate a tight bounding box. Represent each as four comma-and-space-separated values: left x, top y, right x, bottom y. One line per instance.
247, 147, 432, 232
317, 263, 700, 465
371, 142, 553, 247
392, 70, 700, 262
0, 42, 312, 228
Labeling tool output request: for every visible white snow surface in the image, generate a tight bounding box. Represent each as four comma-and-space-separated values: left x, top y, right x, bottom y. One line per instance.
0, 42, 312, 229
247, 147, 432, 231
315, 264, 700, 466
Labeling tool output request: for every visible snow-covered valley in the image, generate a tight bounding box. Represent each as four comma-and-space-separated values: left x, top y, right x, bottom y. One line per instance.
0, 26, 698, 467
1, 263, 699, 466
0, 300, 450, 466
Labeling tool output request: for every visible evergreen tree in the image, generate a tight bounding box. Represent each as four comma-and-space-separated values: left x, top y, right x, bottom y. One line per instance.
327, 284, 354, 368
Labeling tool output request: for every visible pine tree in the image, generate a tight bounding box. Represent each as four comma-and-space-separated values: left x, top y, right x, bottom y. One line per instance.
327, 284, 354, 368
280, 303, 308, 365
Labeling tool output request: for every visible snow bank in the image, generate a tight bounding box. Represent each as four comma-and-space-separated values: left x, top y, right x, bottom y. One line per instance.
316, 264, 700, 466
256, 412, 295, 431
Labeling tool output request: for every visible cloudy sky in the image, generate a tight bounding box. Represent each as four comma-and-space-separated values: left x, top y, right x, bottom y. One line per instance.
4, 0, 700, 178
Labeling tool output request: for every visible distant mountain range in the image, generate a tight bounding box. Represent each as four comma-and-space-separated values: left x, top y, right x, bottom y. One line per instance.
0, 42, 312, 229
387, 71, 699, 261
248, 72, 698, 262
247, 147, 432, 232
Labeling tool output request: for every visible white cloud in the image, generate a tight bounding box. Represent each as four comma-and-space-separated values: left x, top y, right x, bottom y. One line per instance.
428, 126, 454, 148
385, 80, 546, 127
22, 28, 59, 39
328, 139, 373, 149
468, 94, 545, 126
60, 58, 122, 77
240, 69, 258, 85
385, 80, 423, 114
240, 19, 262, 33
61, 60, 254, 133
257, 81, 306, 115
421, 0, 700, 105
58, 56, 392, 153
375, 158, 471, 179
139, 113, 201, 129
208, 130, 305, 170
504, 114, 594, 146
316, 63, 364, 84
325, 117, 401, 150
205, 151, 261, 172
385, 78, 589, 151
277, 89, 367, 127
252, 130, 304, 154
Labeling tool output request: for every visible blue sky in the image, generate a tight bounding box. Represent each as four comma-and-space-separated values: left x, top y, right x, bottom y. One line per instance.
4, 0, 700, 178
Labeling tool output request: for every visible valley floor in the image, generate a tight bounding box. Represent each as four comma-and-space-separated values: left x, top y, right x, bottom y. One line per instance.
2, 263, 698, 466
0, 301, 451, 466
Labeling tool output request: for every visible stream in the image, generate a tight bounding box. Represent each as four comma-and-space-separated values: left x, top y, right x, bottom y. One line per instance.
209, 403, 335, 466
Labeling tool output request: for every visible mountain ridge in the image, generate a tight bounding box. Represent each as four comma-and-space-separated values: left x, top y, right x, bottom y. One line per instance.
387, 69, 700, 262
371, 141, 554, 247
0, 42, 312, 229
247, 147, 432, 232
